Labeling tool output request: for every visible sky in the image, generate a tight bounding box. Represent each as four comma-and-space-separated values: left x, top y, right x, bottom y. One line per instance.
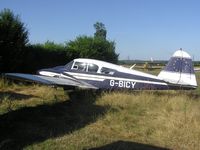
0, 0, 200, 60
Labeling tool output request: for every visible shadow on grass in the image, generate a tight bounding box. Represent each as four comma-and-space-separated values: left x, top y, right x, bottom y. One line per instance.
0, 90, 109, 150
89, 140, 170, 150
0, 91, 38, 101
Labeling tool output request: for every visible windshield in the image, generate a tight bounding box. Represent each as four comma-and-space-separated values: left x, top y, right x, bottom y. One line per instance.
71, 61, 99, 73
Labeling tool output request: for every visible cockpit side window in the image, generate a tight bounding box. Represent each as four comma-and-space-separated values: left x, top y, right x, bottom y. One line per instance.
65, 61, 74, 70
72, 62, 87, 72
100, 67, 115, 75
88, 63, 99, 73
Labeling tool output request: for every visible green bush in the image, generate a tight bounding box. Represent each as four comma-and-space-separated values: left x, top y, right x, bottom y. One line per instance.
0, 8, 28, 72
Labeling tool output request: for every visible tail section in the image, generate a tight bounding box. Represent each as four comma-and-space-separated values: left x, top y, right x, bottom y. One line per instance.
158, 49, 197, 89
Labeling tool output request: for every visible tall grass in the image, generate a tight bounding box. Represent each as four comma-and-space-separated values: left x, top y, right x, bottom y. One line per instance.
0, 78, 10, 89
0, 78, 67, 115
0, 72, 200, 150
94, 91, 200, 149
22, 91, 200, 150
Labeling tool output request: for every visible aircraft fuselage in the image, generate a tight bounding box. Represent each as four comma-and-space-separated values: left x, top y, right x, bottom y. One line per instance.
38, 58, 195, 90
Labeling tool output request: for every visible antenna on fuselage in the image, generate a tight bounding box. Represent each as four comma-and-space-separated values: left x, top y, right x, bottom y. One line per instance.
177, 48, 183, 85
130, 64, 136, 69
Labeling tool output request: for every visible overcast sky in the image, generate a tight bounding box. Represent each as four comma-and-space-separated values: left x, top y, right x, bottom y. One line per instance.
1, 0, 200, 60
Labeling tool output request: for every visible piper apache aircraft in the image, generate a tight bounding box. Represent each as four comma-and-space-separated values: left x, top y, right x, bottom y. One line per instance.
5, 49, 198, 90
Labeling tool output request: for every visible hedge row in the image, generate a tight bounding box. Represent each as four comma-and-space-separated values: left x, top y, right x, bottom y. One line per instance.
0, 45, 79, 73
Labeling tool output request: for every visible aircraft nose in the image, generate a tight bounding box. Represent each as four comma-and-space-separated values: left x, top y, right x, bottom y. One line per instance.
37, 68, 63, 77
37, 67, 53, 74
37, 69, 48, 75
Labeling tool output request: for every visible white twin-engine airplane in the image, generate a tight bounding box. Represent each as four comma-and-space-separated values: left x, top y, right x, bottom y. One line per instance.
5, 49, 198, 90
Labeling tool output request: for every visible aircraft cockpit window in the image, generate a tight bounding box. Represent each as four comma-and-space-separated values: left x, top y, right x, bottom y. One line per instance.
88, 63, 99, 73
100, 67, 115, 75
72, 62, 87, 71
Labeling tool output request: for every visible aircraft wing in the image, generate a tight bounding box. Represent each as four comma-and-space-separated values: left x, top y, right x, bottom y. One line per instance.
4, 73, 98, 89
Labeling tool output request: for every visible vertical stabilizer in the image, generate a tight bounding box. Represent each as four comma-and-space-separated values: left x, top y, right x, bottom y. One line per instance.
158, 49, 197, 88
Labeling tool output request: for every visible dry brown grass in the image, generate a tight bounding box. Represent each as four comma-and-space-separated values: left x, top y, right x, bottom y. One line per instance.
25, 90, 200, 150
0, 72, 200, 150
94, 91, 200, 149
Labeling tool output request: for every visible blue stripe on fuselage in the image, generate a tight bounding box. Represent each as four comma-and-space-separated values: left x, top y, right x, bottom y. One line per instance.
69, 69, 164, 83
82, 79, 195, 90
81, 79, 169, 90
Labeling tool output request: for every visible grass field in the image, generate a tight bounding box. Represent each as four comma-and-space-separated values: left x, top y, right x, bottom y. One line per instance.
0, 71, 200, 150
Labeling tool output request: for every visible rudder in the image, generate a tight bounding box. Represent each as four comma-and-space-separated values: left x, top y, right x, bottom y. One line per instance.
158, 49, 197, 88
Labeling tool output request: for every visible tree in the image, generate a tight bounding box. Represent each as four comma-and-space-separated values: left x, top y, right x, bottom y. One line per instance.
66, 35, 118, 63
94, 22, 107, 40
0, 8, 29, 72
66, 22, 118, 63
